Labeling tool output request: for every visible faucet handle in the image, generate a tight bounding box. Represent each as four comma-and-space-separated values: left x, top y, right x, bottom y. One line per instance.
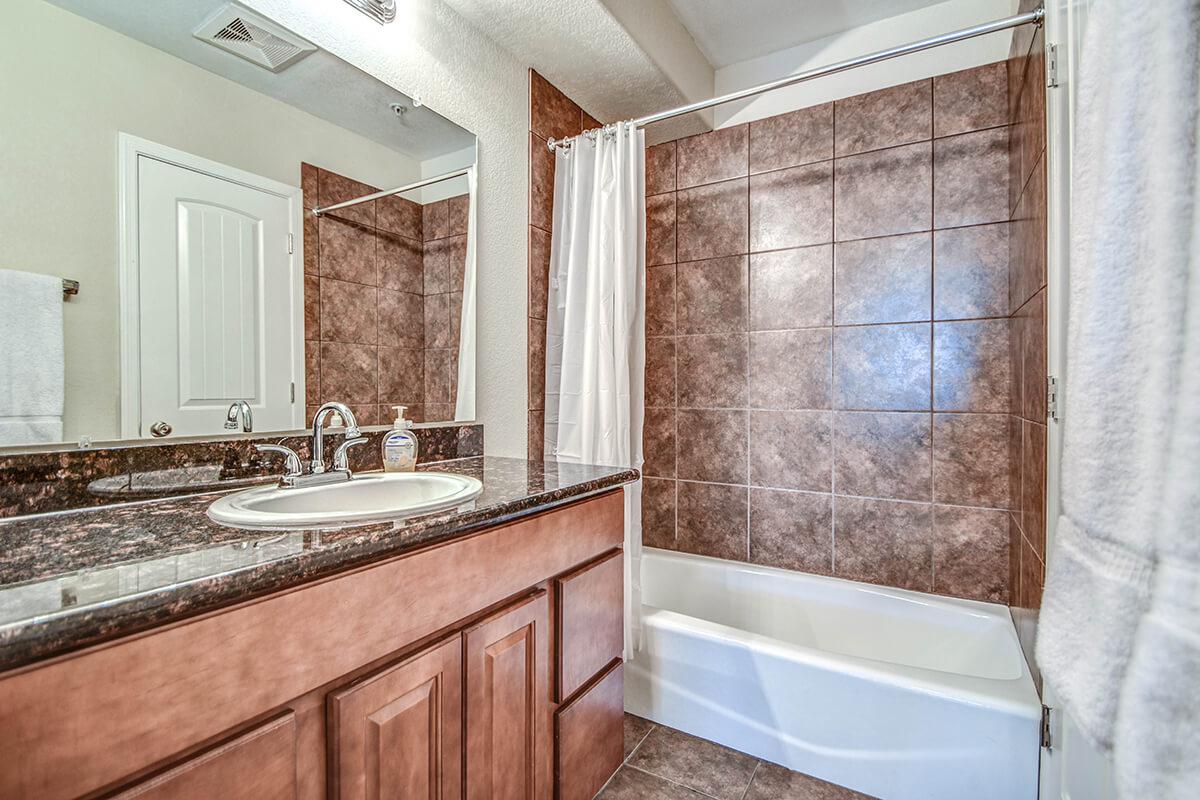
333, 436, 369, 472
255, 444, 303, 477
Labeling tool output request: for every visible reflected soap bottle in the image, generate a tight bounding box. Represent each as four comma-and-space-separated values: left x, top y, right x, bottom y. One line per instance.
381, 406, 418, 472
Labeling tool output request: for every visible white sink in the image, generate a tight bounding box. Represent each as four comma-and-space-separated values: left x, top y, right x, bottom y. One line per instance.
206, 471, 483, 530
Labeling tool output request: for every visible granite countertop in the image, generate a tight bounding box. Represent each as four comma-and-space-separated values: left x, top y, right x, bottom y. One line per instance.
0, 456, 637, 672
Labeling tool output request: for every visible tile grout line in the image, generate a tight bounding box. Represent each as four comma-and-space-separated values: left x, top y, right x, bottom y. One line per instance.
739, 761, 762, 800
830, 103, 839, 576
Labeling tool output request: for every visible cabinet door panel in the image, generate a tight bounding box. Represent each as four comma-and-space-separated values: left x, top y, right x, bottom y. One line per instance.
556, 661, 623, 800
112, 712, 297, 800
465, 591, 551, 800
329, 637, 462, 800
556, 549, 623, 701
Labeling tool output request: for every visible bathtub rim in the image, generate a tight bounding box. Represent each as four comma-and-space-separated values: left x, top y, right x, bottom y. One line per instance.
637, 548, 1040, 720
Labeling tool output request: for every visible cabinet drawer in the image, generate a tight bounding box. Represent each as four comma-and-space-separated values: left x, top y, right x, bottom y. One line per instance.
555, 661, 623, 800
556, 549, 623, 700
111, 712, 297, 800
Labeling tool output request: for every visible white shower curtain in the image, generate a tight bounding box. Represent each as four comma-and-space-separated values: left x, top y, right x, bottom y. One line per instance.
544, 122, 646, 658
1035, 1, 1199, 796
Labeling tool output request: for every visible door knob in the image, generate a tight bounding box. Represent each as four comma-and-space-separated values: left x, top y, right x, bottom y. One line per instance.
150, 421, 172, 437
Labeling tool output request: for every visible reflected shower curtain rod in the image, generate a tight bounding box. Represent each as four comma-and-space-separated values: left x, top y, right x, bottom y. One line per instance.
547, 6, 1044, 150
311, 166, 472, 216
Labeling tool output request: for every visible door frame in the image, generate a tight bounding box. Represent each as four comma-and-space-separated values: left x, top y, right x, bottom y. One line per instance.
117, 133, 305, 438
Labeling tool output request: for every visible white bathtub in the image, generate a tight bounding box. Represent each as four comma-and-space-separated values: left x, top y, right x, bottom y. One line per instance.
626, 549, 1040, 800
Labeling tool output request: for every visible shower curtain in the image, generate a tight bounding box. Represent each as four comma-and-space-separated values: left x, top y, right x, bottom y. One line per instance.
454, 166, 477, 422
1036, 0, 1199, 796
543, 122, 646, 658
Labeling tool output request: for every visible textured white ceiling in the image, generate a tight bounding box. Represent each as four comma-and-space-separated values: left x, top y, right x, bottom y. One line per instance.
47, 0, 476, 160
667, 0, 949, 68
441, 0, 714, 143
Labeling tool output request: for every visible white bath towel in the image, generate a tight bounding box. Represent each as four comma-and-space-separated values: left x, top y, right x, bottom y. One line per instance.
0, 270, 64, 445
1035, 0, 1200, 797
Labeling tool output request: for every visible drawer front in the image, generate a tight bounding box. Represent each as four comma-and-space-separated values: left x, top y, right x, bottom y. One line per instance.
555, 661, 623, 800
556, 549, 623, 701
112, 712, 297, 800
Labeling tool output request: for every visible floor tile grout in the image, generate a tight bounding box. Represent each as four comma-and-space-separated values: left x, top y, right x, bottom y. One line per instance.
739, 761, 762, 800
625, 764, 724, 799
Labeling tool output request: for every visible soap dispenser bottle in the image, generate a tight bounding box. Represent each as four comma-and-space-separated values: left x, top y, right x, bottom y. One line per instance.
381, 406, 418, 472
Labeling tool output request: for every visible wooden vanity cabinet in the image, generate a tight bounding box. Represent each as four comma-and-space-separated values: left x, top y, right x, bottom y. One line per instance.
328, 637, 463, 800
0, 490, 626, 800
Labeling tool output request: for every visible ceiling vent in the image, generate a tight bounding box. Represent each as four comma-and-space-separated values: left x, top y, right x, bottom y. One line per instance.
193, 4, 316, 73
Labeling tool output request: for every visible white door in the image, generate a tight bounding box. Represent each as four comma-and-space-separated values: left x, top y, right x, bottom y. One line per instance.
136, 154, 300, 438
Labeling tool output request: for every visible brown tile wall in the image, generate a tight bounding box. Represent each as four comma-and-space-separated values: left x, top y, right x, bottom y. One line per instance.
302, 163, 466, 426
1006, 3, 1049, 611
640, 63, 1020, 603
527, 70, 602, 460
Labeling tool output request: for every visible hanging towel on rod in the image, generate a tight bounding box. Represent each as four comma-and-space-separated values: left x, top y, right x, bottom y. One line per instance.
0, 269, 65, 445
1036, 0, 1200, 797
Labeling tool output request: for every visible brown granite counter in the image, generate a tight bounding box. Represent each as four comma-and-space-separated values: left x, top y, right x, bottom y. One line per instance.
0, 456, 637, 672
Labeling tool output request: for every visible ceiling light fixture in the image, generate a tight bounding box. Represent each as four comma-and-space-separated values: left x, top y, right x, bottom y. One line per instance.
341, 0, 396, 24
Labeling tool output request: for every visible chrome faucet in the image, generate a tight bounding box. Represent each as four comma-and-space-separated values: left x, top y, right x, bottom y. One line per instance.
254, 402, 368, 489
224, 400, 253, 432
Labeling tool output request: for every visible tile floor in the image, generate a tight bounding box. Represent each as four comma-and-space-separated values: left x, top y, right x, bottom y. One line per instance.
597, 714, 876, 799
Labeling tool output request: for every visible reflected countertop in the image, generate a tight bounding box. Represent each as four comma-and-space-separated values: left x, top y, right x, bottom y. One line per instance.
0, 456, 637, 672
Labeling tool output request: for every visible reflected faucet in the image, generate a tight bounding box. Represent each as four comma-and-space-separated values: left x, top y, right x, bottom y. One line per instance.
224, 400, 253, 432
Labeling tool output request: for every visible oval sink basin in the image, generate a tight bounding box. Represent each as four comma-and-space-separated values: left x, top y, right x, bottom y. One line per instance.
207, 471, 483, 530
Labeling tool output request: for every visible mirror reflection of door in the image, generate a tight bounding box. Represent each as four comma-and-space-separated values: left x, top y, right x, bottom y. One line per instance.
128, 140, 303, 438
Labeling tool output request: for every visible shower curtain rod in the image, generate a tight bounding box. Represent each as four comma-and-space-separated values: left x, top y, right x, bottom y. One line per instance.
547, 6, 1043, 150
311, 166, 472, 216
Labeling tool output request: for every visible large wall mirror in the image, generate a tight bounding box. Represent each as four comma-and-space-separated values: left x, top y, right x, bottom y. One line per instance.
0, 0, 477, 451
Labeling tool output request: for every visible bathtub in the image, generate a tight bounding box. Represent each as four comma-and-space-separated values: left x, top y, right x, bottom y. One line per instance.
626, 549, 1040, 800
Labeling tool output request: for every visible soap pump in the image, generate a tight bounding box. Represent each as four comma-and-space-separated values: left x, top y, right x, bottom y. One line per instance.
381, 405, 418, 472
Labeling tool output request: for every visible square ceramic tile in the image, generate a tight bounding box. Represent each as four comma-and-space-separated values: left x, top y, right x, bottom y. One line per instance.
646, 264, 677, 336
678, 334, 748, 409
676, 482, 749, 563
834, 80, 932, 156
933, 127, 1009, 229
749, 329, 832, 410
677, 256, 747, 334
834, 142, 932, 241
834, 233, 931, 325
833, 411, 932, 502
676, 409, 747, 484
646, 141, 677, 195
377, 289, 423, 350
378, 232, 423, 293
749, 410, 833, 492
643, 407, 676, 479
641, 477, 678, 549
833, 323, 931, 411
749, 103, 834, 173
320, 278, 378, 344
745, 762, 876, 800
749, 246, 832, 331
318, 216, 377, 285
645, 337, 677, 408
933, 223, 1009, 320
833, 496, 933, 591
529, 226, 551, 320
932, 412, 1009, 507
933, 319, 1010, 412
530, 132, 556, 232
678, 125, 749, 188
530, 69, 582, 141
749, 489, 833, 575
378, 347, 423, 405
932, 505, 1009, 602
933, 62, 1008, 137
749, 162, 833, 252
647, 193, 677, 267
677, 179, 749, 261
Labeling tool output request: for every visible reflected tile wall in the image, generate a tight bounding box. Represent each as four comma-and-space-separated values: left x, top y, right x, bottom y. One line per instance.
640, 61, 1023, 603
527, 70, 604, 460
303, 164, 466, 425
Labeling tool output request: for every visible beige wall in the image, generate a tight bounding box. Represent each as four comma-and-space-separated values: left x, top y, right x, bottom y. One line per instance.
0, 0, 425, 442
